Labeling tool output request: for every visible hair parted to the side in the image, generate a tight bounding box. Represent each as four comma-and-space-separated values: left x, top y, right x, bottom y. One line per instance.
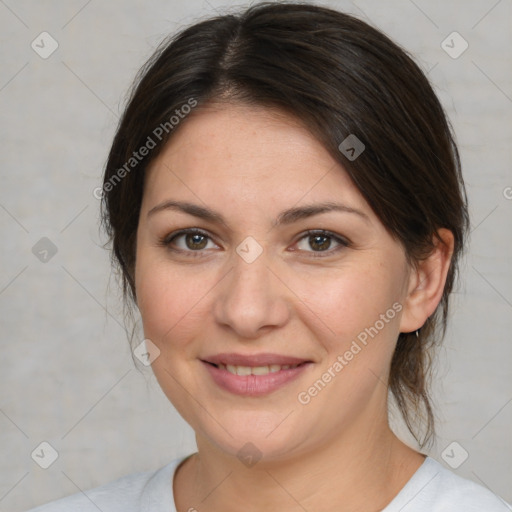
101, 2, 469, 449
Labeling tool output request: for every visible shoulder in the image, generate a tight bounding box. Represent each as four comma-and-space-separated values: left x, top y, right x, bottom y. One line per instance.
387, 456, 511, 512
26, 456, 187, 512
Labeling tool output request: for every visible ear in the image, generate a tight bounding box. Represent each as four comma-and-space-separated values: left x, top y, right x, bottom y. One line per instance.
399, 228, 455, 333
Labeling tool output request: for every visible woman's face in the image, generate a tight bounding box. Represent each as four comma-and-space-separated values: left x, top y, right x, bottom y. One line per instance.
135, 103, 414, 462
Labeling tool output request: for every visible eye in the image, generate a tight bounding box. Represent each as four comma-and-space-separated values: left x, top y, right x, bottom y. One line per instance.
293, 230, 349, 257
160, 228, 349, 258
161, 228, 217, 255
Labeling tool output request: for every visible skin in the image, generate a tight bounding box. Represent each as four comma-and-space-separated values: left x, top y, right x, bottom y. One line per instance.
135, 102, 454, 512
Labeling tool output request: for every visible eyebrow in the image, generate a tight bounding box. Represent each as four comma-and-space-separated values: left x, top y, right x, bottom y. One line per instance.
147, 199, 370, 227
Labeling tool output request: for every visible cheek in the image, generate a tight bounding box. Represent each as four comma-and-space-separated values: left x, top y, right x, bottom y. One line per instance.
135, 251, 217, 348
286, 260, 404, 347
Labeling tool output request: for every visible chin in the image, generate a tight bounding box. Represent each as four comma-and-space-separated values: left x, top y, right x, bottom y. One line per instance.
193, 407, 313, 466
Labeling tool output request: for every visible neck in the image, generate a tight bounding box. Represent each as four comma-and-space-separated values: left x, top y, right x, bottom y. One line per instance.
174, 408, 425, 512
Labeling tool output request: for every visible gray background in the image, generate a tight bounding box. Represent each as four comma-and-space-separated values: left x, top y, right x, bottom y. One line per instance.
1, 0, 511, 510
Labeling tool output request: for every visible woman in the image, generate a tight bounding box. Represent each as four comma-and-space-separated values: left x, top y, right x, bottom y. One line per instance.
29, 2, 510, 511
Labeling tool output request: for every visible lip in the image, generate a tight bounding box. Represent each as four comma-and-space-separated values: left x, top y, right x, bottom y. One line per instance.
200, 353, 313, 397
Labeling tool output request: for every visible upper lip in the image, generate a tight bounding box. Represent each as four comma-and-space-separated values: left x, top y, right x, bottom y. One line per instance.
202, 353, 311, 367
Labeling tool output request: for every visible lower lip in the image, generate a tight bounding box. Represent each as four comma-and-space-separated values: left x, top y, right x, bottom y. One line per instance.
201, 361, 311, 396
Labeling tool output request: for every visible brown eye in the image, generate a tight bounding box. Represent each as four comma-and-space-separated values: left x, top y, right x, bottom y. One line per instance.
162, 229, 217, 254
308, 234, 331, 251
182, 232, 209, 250
295, 230, 349, 257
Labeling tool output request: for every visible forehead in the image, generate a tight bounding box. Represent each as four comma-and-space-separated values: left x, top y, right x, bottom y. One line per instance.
142, 103, 369, 217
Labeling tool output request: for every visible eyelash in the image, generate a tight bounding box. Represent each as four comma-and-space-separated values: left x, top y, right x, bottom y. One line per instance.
160, 228, 350, 258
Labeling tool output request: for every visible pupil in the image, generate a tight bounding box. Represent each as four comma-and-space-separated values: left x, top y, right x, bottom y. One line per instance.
311, 235, 330, 251
187, 234, 207, 250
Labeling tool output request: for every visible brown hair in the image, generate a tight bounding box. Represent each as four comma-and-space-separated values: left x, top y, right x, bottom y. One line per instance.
101, 2, 469, 449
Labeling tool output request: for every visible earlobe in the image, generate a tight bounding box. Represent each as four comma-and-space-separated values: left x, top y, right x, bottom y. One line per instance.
399, 229, 455, 333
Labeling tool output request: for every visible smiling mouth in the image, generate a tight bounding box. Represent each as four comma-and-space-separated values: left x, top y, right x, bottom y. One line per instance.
203, 361, 307, 376
200, 355, 313, 396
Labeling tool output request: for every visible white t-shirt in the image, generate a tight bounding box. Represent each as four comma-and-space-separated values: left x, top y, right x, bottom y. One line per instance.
27, 454, 511, 511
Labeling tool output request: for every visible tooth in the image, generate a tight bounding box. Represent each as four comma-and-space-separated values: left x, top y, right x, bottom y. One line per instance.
252, 365, 270, 375
236, 365, 252, 376
221, 363, 302, 375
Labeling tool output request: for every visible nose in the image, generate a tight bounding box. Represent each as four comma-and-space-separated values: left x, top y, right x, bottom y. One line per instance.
213, 245, 291, 339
